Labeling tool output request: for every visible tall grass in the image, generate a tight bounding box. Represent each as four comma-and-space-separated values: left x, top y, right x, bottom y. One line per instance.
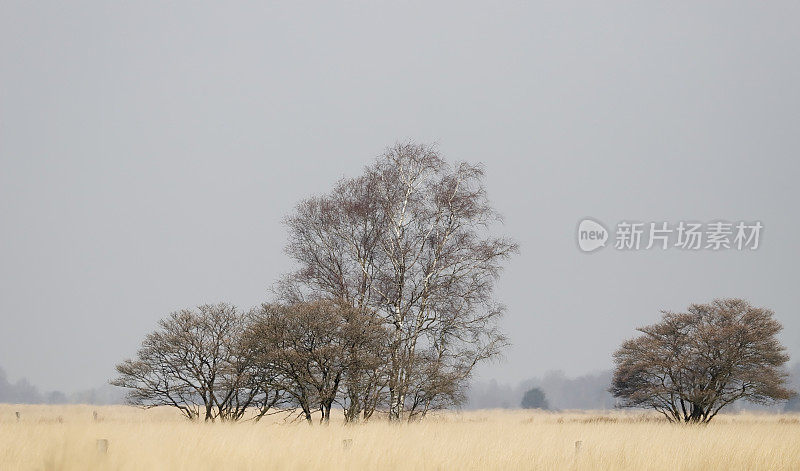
1, 405, 798, 470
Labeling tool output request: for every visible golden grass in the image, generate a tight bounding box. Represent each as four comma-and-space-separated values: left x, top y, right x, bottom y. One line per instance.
1, 404, 799, 470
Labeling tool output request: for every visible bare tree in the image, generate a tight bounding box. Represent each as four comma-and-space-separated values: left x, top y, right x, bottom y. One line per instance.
112, 303, 281, 421
283, 142, 517, 420
404, 351, 467, 420
246, 299, 389, 424
216, 338, 286, 422
337, 304, 391, 422
611, 298, 795, 423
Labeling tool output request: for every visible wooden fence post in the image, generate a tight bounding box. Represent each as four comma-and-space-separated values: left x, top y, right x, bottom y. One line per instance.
96, 439, 109, 454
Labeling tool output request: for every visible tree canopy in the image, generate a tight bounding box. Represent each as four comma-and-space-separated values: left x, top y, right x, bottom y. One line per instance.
611, 298, 794, 423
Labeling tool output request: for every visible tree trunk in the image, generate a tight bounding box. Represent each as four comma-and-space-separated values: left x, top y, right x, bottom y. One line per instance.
687, 403, 704, 423
321, 401, 333, 424
301, 404, 312, 423
204, 399, 215, 422
389, 365, 407, 421
344, 393, 361, 423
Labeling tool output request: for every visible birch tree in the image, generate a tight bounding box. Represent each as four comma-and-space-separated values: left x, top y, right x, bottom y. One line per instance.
283, 142, 517, 420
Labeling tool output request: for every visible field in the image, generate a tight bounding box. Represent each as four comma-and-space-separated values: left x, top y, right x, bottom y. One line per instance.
1, 405, 799, 470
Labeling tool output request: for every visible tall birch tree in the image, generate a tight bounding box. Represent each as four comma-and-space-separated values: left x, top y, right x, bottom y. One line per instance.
283, 142, 517, 420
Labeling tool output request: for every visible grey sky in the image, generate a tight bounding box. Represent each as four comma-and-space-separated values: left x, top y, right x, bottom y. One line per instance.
1, 1, 799, 393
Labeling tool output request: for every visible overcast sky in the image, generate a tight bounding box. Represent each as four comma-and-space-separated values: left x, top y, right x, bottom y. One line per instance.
1, 1, 799, 393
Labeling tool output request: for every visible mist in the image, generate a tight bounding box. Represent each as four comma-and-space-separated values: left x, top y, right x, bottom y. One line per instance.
2, 1, 799, 396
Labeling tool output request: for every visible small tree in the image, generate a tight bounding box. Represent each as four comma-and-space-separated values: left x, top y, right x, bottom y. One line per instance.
611, 298, 795, 423
112, 303, 281, 421
245, 299, 389, 423
521, 387, 549, 410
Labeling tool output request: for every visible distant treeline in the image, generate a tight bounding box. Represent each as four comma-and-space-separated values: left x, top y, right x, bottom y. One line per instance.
467, 363, 800, 412
467, 370, 615, 410
3, 363, 799, 412
0, 366, 123, 405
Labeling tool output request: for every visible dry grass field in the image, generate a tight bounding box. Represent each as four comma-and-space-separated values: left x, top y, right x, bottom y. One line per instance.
1, 404, 799, 470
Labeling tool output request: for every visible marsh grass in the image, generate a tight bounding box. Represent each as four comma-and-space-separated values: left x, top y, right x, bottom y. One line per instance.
1, 405, 798, 470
